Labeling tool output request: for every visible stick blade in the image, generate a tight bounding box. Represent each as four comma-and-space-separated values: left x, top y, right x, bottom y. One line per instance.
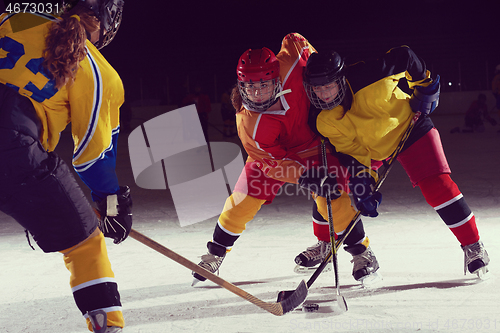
337, 295, 348, 312
276, 289, 294, 302
279, 279, 308, 314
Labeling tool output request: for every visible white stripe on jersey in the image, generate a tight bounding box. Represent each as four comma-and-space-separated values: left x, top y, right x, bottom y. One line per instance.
73, 48, 102, 161
433, 193, 464, 210
252, 113, 276, 159
83, 306, 122, 318
73, 48, 102, 160
282, 45, 309, 87
75, 127, 119, 173
447, 212, 474, 229
216, 220, 241, 236
71, 277, 117, 293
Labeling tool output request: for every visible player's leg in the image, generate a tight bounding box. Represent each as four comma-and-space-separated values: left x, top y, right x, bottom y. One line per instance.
193, 161, 278, 283
0, 86, 124, 330
0, 136, 124, 330
293, 200, 333, 271
398, 127, 489, 275
295, 152, 380, 280
312, 194, 380, 281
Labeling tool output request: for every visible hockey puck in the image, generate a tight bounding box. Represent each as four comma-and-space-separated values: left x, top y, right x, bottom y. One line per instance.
303, 303, 319, 312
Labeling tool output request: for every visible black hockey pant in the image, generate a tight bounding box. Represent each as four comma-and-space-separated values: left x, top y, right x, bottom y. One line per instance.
0, 83, 124, 329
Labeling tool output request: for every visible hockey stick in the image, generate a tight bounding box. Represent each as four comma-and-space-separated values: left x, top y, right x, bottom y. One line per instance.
278, 111, 421, 301
321, 139, 348, 311
128, 229, 307, 316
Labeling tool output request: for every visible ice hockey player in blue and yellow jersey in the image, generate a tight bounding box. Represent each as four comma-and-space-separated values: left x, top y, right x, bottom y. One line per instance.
0, 1, 130, 332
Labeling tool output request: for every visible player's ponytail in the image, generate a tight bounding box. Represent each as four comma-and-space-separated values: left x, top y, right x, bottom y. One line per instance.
230, 85, 243, 112
43, 6, 99, 89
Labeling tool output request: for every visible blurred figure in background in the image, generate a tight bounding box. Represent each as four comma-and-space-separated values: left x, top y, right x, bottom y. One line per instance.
450, 93, 497, 133
220, 86, 237, 137
492, 64, 500, 118
181, 84, 212, 142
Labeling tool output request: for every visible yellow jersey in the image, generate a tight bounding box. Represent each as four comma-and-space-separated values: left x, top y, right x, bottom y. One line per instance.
317, 46, 431, 170
0, 12, 124, 200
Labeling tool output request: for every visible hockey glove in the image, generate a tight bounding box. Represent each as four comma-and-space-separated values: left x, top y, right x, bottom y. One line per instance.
349, 171, 382, 218
409, 75, 440, 115
96, 186, 133, 244
298, 166, 341, 198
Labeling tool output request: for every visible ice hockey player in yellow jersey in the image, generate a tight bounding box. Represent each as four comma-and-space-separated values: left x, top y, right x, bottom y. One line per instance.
0, 1, 130, 332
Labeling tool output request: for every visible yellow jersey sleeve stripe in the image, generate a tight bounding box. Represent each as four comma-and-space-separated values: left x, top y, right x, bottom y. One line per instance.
73, 48, 103, 161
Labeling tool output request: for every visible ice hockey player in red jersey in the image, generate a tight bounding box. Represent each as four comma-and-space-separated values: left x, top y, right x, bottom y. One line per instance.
192, 33, 381, 286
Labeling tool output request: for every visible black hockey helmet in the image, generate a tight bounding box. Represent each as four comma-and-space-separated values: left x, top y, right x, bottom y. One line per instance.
303, 51, 347, 109
64, 0, 124, 49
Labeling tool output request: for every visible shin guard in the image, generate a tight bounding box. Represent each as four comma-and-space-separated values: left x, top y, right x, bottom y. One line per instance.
315, 192, 358, 240
312, 201, 331, 242
61, 230, 124, 331
419, 174, 479, 246
213, 193, 266, 250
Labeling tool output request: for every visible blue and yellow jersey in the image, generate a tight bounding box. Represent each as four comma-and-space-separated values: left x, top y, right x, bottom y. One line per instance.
0, 12, 123, 200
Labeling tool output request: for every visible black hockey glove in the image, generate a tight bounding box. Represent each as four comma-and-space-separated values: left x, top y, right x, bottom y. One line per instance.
349, 171, 382, 218
298, 166, 341, 198
96, 186, 133, 244
409, 75, 440, 115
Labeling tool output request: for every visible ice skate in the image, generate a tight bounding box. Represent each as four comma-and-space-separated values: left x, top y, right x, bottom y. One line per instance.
345, 244, 382, 286
294, 240, 332, 274
192, 241, 226, 286
87, 310, 122, 333
462, 240, 490, 278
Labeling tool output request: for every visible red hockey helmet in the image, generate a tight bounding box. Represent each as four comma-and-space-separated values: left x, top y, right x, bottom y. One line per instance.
237, 47, 280, 82
236, 48, 280, 111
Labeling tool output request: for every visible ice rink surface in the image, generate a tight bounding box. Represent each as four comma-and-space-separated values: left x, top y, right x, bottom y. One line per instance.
1, 114, 499, 333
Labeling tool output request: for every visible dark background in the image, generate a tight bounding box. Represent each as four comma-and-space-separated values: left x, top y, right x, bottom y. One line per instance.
2, 0, 500, 105
106, 0, 499, 105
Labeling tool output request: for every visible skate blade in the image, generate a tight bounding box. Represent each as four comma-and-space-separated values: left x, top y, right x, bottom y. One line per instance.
474, 266, 490, 280
360, 271, 383, 288
294, 264, 332, 274
191, 276, 206, 287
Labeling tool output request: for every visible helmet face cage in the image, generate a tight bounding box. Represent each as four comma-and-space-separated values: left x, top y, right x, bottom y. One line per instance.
236, 48, 280, 111
95, 0, 124, 49
303, 51, 347, 110
238, 78, 280, 111
64, 0, 124, 49
303, 75, 347, 110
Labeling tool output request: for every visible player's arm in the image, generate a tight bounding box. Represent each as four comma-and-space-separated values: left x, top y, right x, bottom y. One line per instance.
365, 45, 439, 115
383, 46, 440, 115
240, 115, 305, 183
69, 51, 131, 243
71, 105, 121, 202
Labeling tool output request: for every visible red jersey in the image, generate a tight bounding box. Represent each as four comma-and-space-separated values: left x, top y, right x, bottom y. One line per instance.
236, 33, 320, 183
